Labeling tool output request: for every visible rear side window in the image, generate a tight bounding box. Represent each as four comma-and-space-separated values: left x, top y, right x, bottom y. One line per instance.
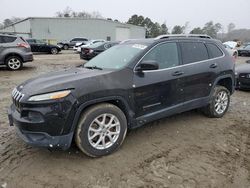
206, 43, 223, 58
142, 42, 179, 69
2, 36, 17, 43
180, 42, 209, 64
27, 39, 36, 44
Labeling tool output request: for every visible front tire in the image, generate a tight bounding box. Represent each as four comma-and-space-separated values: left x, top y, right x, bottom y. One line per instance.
202, 86, 230, 118
5, 56, 23, 70
51, 48, 58, 54
63, 45, 69, 50
75, 103, 127, 157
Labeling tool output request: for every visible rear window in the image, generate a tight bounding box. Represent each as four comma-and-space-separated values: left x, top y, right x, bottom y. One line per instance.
1, 36, 17, 43
206, 43, 223, 58
26, 39, 36, 44
180, 42, 209, 64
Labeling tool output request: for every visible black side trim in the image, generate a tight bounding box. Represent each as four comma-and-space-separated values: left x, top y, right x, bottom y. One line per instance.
135, 97, 210, 128
211, 74, 235, 95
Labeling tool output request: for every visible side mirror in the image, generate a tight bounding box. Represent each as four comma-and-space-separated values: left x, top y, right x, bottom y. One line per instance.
136, 60, 159, 72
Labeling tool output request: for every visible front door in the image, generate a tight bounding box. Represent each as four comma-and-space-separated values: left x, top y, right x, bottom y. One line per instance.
133, 42, 182, 118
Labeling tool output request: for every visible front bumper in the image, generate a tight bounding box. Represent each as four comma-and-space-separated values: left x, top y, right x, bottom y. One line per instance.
8, 98, 76, 150
236, 77, 250, 90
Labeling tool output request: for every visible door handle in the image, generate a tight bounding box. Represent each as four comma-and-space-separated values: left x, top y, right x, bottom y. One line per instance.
210, 63, 218, 69
172, 71, 184, 76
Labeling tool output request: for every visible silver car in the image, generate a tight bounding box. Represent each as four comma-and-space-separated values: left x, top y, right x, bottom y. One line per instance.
0, 34, 33, 70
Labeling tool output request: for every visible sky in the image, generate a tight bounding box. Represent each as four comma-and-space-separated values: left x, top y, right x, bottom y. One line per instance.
1, 0, 250, 31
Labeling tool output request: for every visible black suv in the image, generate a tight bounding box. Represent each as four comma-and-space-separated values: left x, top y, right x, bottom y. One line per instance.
0, 34, 33, 70
8, 35, 235, 157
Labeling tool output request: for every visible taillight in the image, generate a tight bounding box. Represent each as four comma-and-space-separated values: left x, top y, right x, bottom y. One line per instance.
17, 43, 30, 49
83, 48, 93, 54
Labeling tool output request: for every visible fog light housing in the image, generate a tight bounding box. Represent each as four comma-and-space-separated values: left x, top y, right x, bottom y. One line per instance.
28, 111, 44, 123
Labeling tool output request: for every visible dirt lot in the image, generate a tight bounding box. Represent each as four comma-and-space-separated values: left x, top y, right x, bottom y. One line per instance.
0, 51, 250, 188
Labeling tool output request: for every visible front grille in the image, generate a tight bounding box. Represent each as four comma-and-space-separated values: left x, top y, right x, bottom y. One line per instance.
12, 88, 24, 111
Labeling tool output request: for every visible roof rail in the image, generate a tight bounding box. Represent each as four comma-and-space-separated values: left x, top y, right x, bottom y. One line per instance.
155, 34, 212, 40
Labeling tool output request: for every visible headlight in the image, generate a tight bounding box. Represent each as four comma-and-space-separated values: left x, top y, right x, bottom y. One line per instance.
28, 90, 71, 102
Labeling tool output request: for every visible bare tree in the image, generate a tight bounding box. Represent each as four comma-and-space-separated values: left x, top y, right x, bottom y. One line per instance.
55, 7, 103, 19
227, 23, 236, 33
183, 21, 190, 34
56, 6, 72, 18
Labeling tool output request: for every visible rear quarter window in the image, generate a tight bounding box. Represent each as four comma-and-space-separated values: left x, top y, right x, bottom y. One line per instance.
2, 36, 17, 43
206, 43, 223, 58
180, 42, 209, 64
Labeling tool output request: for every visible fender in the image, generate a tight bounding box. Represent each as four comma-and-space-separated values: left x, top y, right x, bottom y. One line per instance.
210, 74, 235, 97
70, 96, 135, 134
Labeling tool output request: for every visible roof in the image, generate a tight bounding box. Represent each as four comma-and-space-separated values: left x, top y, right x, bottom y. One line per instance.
3, 17, 146, 30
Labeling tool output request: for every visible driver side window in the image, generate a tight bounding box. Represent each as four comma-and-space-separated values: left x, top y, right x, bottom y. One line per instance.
142, 42, 179, 69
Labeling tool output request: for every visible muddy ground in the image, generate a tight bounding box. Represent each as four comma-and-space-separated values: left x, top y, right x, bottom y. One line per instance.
0, 51, 250, 188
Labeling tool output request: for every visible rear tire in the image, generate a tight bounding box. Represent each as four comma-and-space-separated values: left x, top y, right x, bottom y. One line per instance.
75, 103, 127, 157
5, 56, 23, 70
202, 86, 230, 118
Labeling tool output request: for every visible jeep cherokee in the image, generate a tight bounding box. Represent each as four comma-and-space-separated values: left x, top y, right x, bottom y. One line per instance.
8, 35, 235, 157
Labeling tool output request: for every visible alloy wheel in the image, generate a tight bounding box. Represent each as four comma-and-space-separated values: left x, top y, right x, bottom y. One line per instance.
8, 58, 21, 70
88, 113, 121, 150
214, 91, 229, 114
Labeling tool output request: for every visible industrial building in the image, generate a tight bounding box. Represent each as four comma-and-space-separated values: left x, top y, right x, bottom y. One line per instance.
0, 17, 146, 42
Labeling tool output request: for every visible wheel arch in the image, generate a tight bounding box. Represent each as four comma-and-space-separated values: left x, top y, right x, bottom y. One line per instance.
212, 75, 235, 95
71, 96, 135, 134
4, 53, 24, 63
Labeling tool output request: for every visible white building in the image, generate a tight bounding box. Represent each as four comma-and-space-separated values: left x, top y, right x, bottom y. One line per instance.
0, 17, 146, 42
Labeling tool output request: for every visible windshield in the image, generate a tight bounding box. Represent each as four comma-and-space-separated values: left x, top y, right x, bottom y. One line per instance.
84, 44, 148, 70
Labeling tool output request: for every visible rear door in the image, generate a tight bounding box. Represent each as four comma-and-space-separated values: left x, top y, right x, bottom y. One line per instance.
177, 41, 222, 103
133, 42, 182, 117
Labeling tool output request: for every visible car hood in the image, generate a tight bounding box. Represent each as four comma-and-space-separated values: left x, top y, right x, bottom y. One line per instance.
235, 63, 250, 73
18, 67, 113, 97
224, 41, 237, 49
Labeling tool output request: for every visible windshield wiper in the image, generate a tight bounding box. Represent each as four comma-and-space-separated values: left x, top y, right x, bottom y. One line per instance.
84, 66, 103, 70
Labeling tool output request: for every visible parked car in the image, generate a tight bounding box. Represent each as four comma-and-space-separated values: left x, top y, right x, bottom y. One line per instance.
58, 38, 88, 50
8, 35, 235, 157
223, 43, 238, 58
238, 45, 250, 56
74, 39, 106, 53
80, 41, 119, 60
223, 41, 238, 49
235, 63, 250, 90
0, 34, 33, 70
26, 39, 61, 55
